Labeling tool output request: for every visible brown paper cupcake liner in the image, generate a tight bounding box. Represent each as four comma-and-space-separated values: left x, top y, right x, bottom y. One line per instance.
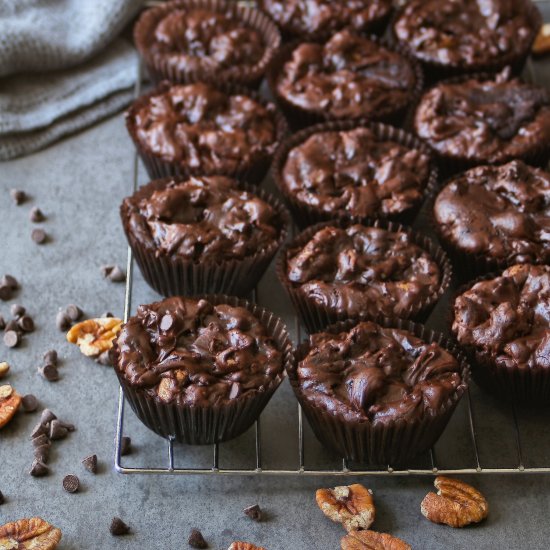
266, 34, 424, 130
276, 218, 452, 334
287, 317, 470, 465
114, 294, 294, 444
271, 119, 439, 229
449, 270, 550, 405
120, 179, 291, 297
125, 81, 288, 185
390, 0, 542, 84
134, 0, 281, 88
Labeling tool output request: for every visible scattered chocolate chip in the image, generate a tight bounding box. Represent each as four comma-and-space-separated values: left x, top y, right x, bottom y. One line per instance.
32, 434, 50, 448
57, 420, 75, 432
10, 189, 26, 205
30, 422, 48, 439
0, 361, 9, 378
97, 350, 112, 366
243, 504, 262, 522
101, 311, 114, 318
110, 517, 130, 536
0, 490, 4, 505
100, 265, 114, 278
34, 445, 50, 464
56, 311, 71, 331
108, 265, 126, 283
29, 207, 45, 223
64, 304, 83, 321
1, 275, 18, 290
10, 304, 25, 318
188, 528, 208, 549
0, 286, 13, 301
39, 364, 59, 382
82, 454, 98, 474
29, 459, 49, 477
49, 419, 68, 440
0, 316, 5, 330
120, 436, 132, 456
21, 394, 38, 412
3, 330, 20, 348
41, 409, 57, 425
43, 350, 58, 365
62, 474, 80, 493
4, 320, 19, 333
31, 228, 48, 245
18, 315, 35, 333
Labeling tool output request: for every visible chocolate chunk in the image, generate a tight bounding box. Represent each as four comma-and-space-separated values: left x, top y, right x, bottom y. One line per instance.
3, 330, 20, 348
49, 419, 68, 440
65, 304, 83, 321
0, 286, 13, 301
10, 304, 25, 318
39, 364, 59, 382
18, 315, 35, 333
110, 517, 130, 536
1, 275, 18, 290
108, 265, 126, 283
10, 189, 26, 205
29, 459, 49, 477
31, 228, 48, 244
29, 207, 45, 222
0, 490, 4, 505
62, 474, 80, 493
21, 394, 38, 412
82, 454, 98, 474
43, 350, 58, 365
188, 528, 208, 549
32, 434, 51, 448
120, 436, 132, 456
56, 311, 71, 331
243, 504, 262, 521
34, 445, 50, 464
40, 409, 57, 425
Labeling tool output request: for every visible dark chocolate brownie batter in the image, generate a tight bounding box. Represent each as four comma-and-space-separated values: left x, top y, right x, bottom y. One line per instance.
259, 0, 392, 37
141, 8, 264, 71
281, 127, 431, 217
434, 161, 550, 264
122, 176, 281, 262
453, 264, 550, 371
275, 30, 417, 119
414, 71, 550, 163
297, 321, 463, 424
115, 297, 283, 405
130, 82, 278, 173
286, 225, 440, 317
394, 0, 537, 66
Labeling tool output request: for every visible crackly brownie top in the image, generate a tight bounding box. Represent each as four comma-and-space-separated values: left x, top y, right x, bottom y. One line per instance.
453, 264, 550, 371
259, 0, 391, 36
275, 30, 417, 119
122, 176, 282, 262
394, 0, 537, 67
115, 297, 283, 406
414, 71, 550, 163
130, 82, 278, 173
285, 225, 440, 317
281, 127, 431, 218
296, 321, 463, 424
140, 7, 264, 71
434, 161, 550, 264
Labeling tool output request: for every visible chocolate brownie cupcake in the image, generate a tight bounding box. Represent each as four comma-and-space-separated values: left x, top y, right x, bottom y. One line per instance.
392, 0, 541, 80
267, 30, 423, 128
120, 175, 289, 296
452, 264, 550, 403
414, 70, 550, 173
272, 121, 436, 227
258, 0, 392, 40
433, 160, 550, 279
277, 221, 451, 333
289, 318, 468, 464
134, 0, 281, 87
113, 295, 292, 444
126, 81, 287, 184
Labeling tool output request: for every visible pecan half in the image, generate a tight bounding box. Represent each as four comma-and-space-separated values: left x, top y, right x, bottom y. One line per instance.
316, 484, 375, 532
227, 543, 266, 550
341, 530, 411, 550
0, 385, 22, 429
0, 517, 62, 549
421, 476, 489, 528
66, 317, 122, 358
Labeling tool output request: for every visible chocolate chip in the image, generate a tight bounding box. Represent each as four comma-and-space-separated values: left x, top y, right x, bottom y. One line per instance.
4, 320, 19, 333
40, 409, 57, 425
34, 445, 50, 464
108, 265, 126, 283
32, 434, 50, 448
0, 286, 13, 301
243, 504, 262, 522
82, 454, 98, 474
56, 311, 71, 331
43, 350, 58, 365
39, 364, 59, 382
57, 420, 75, 432
30, 422, 48, 439
110, 517, 130, 536
31, 228, 48, 244
29, 207, 45, 223
188, 528, 208, 549
18, 315, 35, 333
101, 311, 114, 318
97, 350, 112, 366
29, 459, 49, 477
65, 304, 82, 321
0, 490, 4, 505
10, 189, 26, 205
120, 436, 132, 456
10, 304, 25, 318
62, 474, 79, 493
49, 419, 68, 440
21, 394, 38, 412
0, 316, 5, 330
1, 275, 18, 290
3, 330, 20, 348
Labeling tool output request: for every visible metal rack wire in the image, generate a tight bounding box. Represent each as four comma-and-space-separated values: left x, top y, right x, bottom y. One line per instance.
114, 6, 550, 476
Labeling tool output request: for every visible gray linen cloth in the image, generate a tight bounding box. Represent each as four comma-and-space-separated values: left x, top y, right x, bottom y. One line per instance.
0, 0, 143, 160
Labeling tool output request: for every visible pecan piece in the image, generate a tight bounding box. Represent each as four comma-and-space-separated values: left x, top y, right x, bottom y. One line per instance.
316, 484, 375, 532
66, 317, 122, 358
421, 476, 488, 528
341, 530, 411, 550
0, 517, 62, 549
0, 385, 22, 429
227, 543, 266, 550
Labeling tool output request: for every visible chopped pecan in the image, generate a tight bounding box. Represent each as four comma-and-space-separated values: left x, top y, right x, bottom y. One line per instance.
0, 517, 62, 549
227, 543, 266, 550
341, 530, 411, 550
0, 384, 22, 429
421, 476, 488, 528
66, 317, 122, 358
316, 484, 375, 532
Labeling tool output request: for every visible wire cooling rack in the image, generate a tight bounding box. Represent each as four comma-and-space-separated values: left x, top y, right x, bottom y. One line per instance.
115, 2, 550, 476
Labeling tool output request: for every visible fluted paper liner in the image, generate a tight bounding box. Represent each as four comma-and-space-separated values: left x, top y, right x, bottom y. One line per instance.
287, 317, 470, 465
120, 178, 290, 297
271, 119, 439, 229
113, 294, 294, 444
134, 0, 281, 88
276, 218, 452, 334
